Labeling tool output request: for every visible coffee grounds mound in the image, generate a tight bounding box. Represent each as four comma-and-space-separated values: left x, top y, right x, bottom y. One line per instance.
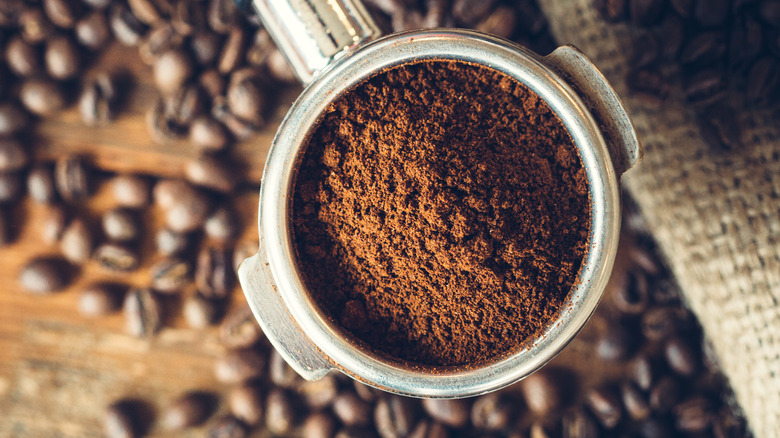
292, 60, 590, 367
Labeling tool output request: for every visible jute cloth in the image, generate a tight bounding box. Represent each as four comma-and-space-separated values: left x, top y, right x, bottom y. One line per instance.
540, 1, 780, 436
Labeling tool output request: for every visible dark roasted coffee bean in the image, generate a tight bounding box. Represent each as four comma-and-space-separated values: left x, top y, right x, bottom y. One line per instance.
199, 69, 226, 99
246, 28, 273, 66
104, 402, 136, 438
266, 48, 298, 83
409, 420, 448, 438
713, 407, 745, 438
0, 138, 28, 172
19, 257, 68, 293
664, 336, 699, 376
760, 0, 780, 26
612, 269, 649, 314
44, 0, 81, 29
451, 0, 495, 24
519, 369, 561, 415
20, 78, 66, 116
529, 419, 559, 438
190, 116, 229, 152
298, 375, 338, 409
680, 32, 727, 67
75, 10, 111, 50
161, 392, 214, 430
154, 49, 193, 95
138, 24, 183, 65
728, 14, 763, 72
266, 389, 295, 435
103, 208, 140, 242
0, 103, 29, 136
209, 416, 247, 438
303, 412, 337, 438
629, 0, 665, 26
353, 381, 380, 403
684, 69, 727, 105
80, 72, 117, 126
191, 31, 223, 66
585, 386, 622, 428
147, 97, 185, 143
638, 418, 674, 438
19, 9, 56, 44
41, 205, 68, 244
211, 97, 258, 140
208, 0, 238, 34
693, 0, 729, 27
422, 398, 468, 428
669, 0, 693, 16
561, 408, 599, 438
630, 33, 659, 68
111, 174, 150, 208
197, 245, 233, 299
61, 218, 93, 264
123, 287, 162, 337
204, 206, 238, 241
333, 392, 372, 427
218, 28, 247, 74
597, 0, 628, 21
475, 6, 517, 39
163, 186, 212, 233
269, 349, 301, 388
45, 34, 80, 80
5, 36, 40, 77
746, 57, 780, 103
165, 84, 204, 125
0, 172, 22, 203
96, 243, 140, 272
229, 384, 263, 426
649, 376, 681, 412
109, 3, 147, 46
596, 320, 635, 361
128, 0, 170, 25
155, 228, 189, 256
82, 0, 112, 9
78, 283, 120, 317
673, 396, 713, 433
55, 155, 91, 201
375, 396, 416, 438
470, 393, 511, 431
183, 293, 219, 328
625, 69, 668, 106
150, 257, 190, 294
172, 0, 206, 35
621, 382, 650, 420
655, 14, 685, 60
391, 8, 423, 32
697, 103, 742, 150
214, 348, 265, 384
226, 69, 265, 124
641, 306, 690, 340
185, 155, 239, 194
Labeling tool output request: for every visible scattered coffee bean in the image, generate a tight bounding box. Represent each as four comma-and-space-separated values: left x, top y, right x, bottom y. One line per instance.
146, 95, 184, 143
561, 408, 599, 438
303, 411, 337, 438
149, 257, 190, 294
111, 174, 150, 208
123, 287, 162, 337
127, 0, 168, 26
5, 35, 41, 77
190, 116, 229, 152
27, 165, 57, 204
109, 3, 147, 46
20, 78, 66, 115
41, 205, 68, 244
19, 257, 68, 293
519, 369, 561, 415
596, 320, 635, 361
102, 208, 140, 242
214, 348, 265, 384
55, 155, 91, 201
155, 228, 189, 256
664, 336, 699, 376
196, 245, 233, 299
199, 69, 227, 99
612, 269, 649, 314
78, 283, 120, 317
172, 0, 206, 36
226, 69, 265, 124
43, 0, 81, 29
228, 384, 263, 426
0, 102, 29, 136
80, 73, 118, 126
269, 349, 301, 388
422, 398, 469, 428
621, 381, 650, 421
266, 48, 298, 83
409, 419, 449, 438
60, 218, 93, 264
353, 381, 380, 403
204, 206, 238, 241
673, 396, 713, 433
161, 391, 214, 430
158, 182, 211, 232
19, 9, 56, 45
628, 353, 655, 391
183, 293, 219, 328
75, 10, 112, 50
191, 31, 223, 66
218, 28, 247, 74
585, 386, 622, 428
104, 402, 136, 438
96, 243, 140, 272
298, 375, 338, 409
266, 388, 295, 435
245, 28, 273, 66
165, 84, 205, 125
154, 49, 193, 95
0, 172, 22, 203
0, 138, 28, 172
207, 0, 239, 34
185, 155, 239, 194
471, 393, 511, 431
374, 396, 417, 438
649, 376, 681, 413
208, 416, 247, 438
45, 34, 80, 80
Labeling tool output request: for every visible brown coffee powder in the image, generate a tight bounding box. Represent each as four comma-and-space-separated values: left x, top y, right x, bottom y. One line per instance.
292, 60, 590, 367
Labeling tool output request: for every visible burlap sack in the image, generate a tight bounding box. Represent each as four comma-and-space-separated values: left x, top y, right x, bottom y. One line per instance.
539, 1, 780, 436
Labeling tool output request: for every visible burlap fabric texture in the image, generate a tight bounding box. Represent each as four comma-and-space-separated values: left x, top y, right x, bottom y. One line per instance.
539, 1, 780, 436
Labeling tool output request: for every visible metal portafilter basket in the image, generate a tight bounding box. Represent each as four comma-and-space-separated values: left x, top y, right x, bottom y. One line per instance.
235, 0, 642, 398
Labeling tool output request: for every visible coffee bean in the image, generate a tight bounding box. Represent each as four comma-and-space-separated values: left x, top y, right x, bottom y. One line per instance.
409, 420, 449, 438
529, 419, 558, 438
154, 49, 193, 95
422, 398, 468, 428
228, 384, 263, 426
111, 174, 151, 208
161, 391, 214, 430
185, 155, 240, 194
629, 355, 655, 391
150, 257, 191, 294
156, 181, 211, 232
204, 206, 238, 241
78, 283, 120, 317
693, 0, 729, 27
123, 287, 162, 337
585, 386, 622, 429
655, 14, 685, 60
596, 0, 628, 21
713, 407, 745, 438
673, 396, 713, 433
41, 205, 68, 244
208, 416, 247, 438
218, 28, 247, 74
641, 306, 690, 340
165, 84, 205, 125
597, 320, 635, 361
128, 0, 169, 25
28, 165, 58, 203
155, 228, 189, 256
80, 72, 117, 126
612, 269, 649, 314
353, 380, 380, 403
196, 245, 233, 299
214, 348, 266, 384
519, 369, 561, 415
561, 408, 599, 438
5, 35, 41, 77
332, 392, 372, 427
451, 0, 495, 24
110, 3, 147, 46
0, 138, 28, 172
43, 0, 81, 29
183, 293, 219, 328
629, 0, 665, 26
211, 97, 258, 140
207, 0, 238, 34
104, 402, 136, 438
60, 218, 93, 264
649, 376, 681, 413
191, 31, 223, 66
475, 6, 517, 39
245, 28, 273, 66
75, 10, 112, 50
621, 382, 650, 421
20, 78, 66, 116
266, 48, 298, 83
298, 375, 338, 409
637, 418, 674, 438
684, 69, 728, 106
746, 57, 780, 104
96, 243, 140, 272
172, 0, 206, 35
103, 208, 140, 242
391, 8, 423, 32
199, 69, 226, 99
232, 239, 258, 273
470, 393, 511, 431
269, 349, 301, 388
54, 155, 91, 201
19, 257, 68, 293
138, 24, 183, 66
0, 172, 22, 203
303, 411, 337, 438
45, 34, 80, 80
664, 336, 699, 376
0, 102, 29, 136
374, 396, 416, 438
226, 69, 266, 126
147, 96, 185, 143
625, 68, 668, 106
19, 9, 56, 44
190, 116, 229, 152
669, 0, 693, 17
680, 32, 727, 67
82, 0, 112, 9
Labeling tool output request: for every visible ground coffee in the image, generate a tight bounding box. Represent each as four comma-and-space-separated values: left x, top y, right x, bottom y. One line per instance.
292, 60, 590, 367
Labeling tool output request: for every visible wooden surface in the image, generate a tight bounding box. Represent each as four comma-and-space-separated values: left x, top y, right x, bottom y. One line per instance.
0, 45, 635, 437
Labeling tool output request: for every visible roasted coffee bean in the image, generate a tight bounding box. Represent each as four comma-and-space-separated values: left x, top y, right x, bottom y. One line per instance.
41, 205, 68, 244
409, 420, 449, 438
161, 391, 214, 430
208, 0, 238, 34
269, 349, 301, 388
684, 69, 727, 106
5, 36, 41, 77
214, 348, 266, 384
629, 0, 665, 26
104, 402, 136, 438
673, 396, 713, 433
596, 0, 628, 21
185, 155, 239, 194
110, 3, 147, 46
183, 293, 219, 328
218, 28, 247, 74
19, 257, 68, 293
374, 396, 416, 438
75, 10, 112, 50
697, 104, 742, 151
649, 376, 681, 412
641, 306, 690, 340
19, 8, 56, 44
452, 0, 495, 24
226, 69, 265, 124
155, 228, 189, 256
621, 382, 650, 420
197, 245, 233, 299
96, 243, 140, 272
0, 138, 28, 172
43, 0, 81, 29
20, 78, 66, 116
303, 411, 337, 438
211, 97, 258, 140
55, 155, 91, 201
669, 0, 693, 17
138, 24, 183, 66
103, 208, 140, 242
0, 102, 29, 136
45, 34, 80, 80
80, 72, 118, 126
680, 32, 727, 67
353, 381, 380, 403
204, 206, 238, 241
664, 336, 699, 376
612, 269, 649, 314
391, 8, 423, 32
266, 48, 298, 83
233, 240, 258, 272
561, 408, 599, 438
78, 283, 120, 317
625, 68, 668, 105
585, 386, 622, 428
191, 31, 223, 66
150, 257, 190, 294
519, 369, 560, 415
165, 84, 204, 125
693, 0, 729, 27
0, 172, 22, 203
655, 14, 685, 60
529, 419, 559, 438
147, 97, 185, 143
199, 69, 226, 99
228, 384, 263, 426
164, 190, 212, 233
209, 416, 246, 438
154, 49, 193, 95
123, 287, 162, 337
713, 407, 745, 438
128, 0, 170, 25
596, 320, 635, 360
637, 418, 674, 438
172, 0, 206, 35
333, 392, 372, 427
422, 398, 468, 428
746, 57, 780, 104
246, 28, 273, 66
298, 375, 338, 409
82, 0, 112, 9
60, 218, 93, 264
190, 116, 229, 152
111, 174, 150, 208
475, 6, 517, 39
470, 393, 511, 431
